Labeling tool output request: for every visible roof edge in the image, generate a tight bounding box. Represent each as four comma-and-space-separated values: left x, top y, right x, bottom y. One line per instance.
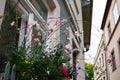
101, 0, 112, 30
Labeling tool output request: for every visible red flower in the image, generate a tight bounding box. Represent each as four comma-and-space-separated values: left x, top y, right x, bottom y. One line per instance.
62, 77, 69, 80
58, 66, 68, 75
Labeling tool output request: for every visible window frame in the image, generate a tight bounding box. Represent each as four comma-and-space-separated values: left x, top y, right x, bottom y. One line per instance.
73, 0, 79, 14
107, 22, 111, 38
29, 0, 48, 20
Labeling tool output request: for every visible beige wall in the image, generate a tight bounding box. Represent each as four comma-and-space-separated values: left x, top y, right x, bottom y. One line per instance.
102, 0, 120, 80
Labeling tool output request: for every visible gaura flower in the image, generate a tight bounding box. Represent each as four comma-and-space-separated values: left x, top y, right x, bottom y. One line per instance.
55, 21, 61, 26
37, 32, 41, 36
64, 27, 70, 33
67, 37, 71, 41
75, 31, 80, 37
10, 21, 15, 26
65, 43, 72, 49
49, 16, 56, 19
62, 63, 66, 67
33, 37, 40, 43
46, 70, 50, 75
61, 19, 67, 25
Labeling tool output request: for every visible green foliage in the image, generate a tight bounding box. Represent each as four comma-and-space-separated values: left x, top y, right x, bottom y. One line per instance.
85, 62, 94, 80
9, 44, 74, 80
9, 47, 35, 80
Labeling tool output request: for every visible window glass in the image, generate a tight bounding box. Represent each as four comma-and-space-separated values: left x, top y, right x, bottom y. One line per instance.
113, 2, 119, 24
111, 50, 116, 71
30, 0, 48, 20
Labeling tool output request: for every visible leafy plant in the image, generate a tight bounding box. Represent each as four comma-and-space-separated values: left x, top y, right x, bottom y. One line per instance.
85, 62, 94, 80
8, 43, 76, 80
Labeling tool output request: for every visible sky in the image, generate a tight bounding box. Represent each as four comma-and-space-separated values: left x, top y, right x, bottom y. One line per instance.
85, 0, 107, 64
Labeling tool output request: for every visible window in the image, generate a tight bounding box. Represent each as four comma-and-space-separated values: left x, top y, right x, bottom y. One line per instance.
111, 50, 116, 71
107, 23, 111, 37
73, 0, 79, 14
113, 2, 119, 24
99, 58, 101, 67
16, 17, 21, 47
103, 77, 105, 80
30, 0, 48, 20
102, 54, 104, 67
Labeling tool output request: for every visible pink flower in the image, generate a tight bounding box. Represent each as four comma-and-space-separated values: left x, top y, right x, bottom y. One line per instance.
75, 31, 80, 37
61, 19, 67, 24
49, 16, 56, 19
64, 27, 70, 33
55, 21, 61, 26
65, 43, 71, 49
106, 59, 112, 64
10, 21, 15, 26
67, 37, 71, 40
33, 37, 40, 43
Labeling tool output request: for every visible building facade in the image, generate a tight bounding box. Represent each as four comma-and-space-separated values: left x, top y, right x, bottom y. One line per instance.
94, 35, 108, 80
0, 0, 92, 80
94, 0, 120, 80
